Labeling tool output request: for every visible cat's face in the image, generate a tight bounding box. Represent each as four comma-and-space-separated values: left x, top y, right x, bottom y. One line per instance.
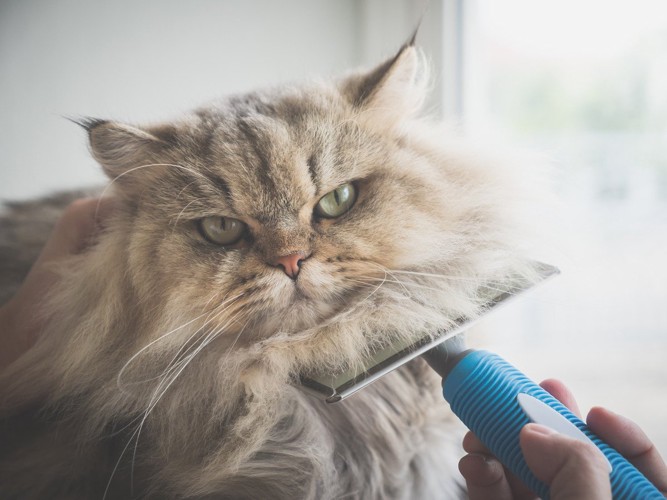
88, 45, 528, 364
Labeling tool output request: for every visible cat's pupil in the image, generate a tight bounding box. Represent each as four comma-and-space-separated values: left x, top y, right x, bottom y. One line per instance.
199, 216, 246, 245
314, 183, 357, 219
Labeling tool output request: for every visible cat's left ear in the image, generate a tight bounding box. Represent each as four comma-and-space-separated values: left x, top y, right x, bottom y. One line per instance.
80, 119, 176, 186
340, 36, 428, 129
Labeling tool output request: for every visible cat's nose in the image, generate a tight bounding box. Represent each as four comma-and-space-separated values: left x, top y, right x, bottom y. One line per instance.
271, 251, 310, 280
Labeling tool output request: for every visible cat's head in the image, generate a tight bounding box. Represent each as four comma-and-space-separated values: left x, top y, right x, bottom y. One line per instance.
85, 43, 535, 378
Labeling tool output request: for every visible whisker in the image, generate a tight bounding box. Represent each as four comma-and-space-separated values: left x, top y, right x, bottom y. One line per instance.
95, 163, 210, 220
142, 297, 243, 389
349, 270, 389, 308
385, 268, 506, 283
365, 263, 520, 296
214, 312, 252, 367
355, 277, 446, 295
171, 199, 198, 232
116, 292, 244, 392
175, 179, 199, 200
116, 311, 210, 392
380, 269, 412, 296
358, 274, 515, 298
111, 299, 246, 496
149, 293, 243, 377
102, 423, 142, 500
128, 309, 247, 471
107, 295, 244, 440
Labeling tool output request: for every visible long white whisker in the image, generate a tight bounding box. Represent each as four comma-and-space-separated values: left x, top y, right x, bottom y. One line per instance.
171, 199, 198, 232
107, 295, 244, 440
95, 163, 210, 220
117, 292, 244, 392
175, 179, 199, 200
356, 277, 445, 295
359, 275, 513, 297
144, 295, 243, 386
116, 312, 209, 392
156, 305, 249, 397
102, 423, 142, 500
385, 269, 495, 282
115, 298, 246, 495
349, 270, 388, 308
364, 263, 518, 295
128, 309, 247, 478
381, 269, 412, 296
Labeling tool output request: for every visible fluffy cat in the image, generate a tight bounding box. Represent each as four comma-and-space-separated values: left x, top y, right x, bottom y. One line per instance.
0, 41, 538, 499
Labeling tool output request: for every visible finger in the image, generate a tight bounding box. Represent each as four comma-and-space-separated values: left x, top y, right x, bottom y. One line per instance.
463, 381, 583, 453
540, 379, 583, 418
462, 431, 537, 499
587, 407, 667, 493
459, 453, 515, 500
41, 197, 113, 258
502, 466, 540, 500
521, 423, 612, 500
462, 430, 491, 455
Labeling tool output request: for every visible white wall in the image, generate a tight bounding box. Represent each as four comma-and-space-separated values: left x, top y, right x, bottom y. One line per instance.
0, 0, 447, 201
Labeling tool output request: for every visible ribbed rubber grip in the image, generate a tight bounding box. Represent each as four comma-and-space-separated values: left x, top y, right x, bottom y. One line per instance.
443, 350, 663, 499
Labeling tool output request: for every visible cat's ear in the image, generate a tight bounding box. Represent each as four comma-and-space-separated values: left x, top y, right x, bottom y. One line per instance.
340, 38, 429, 128
82, 119, 175, 183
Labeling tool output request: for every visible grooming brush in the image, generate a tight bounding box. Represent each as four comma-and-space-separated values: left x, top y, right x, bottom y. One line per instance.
300, 263, 663, 499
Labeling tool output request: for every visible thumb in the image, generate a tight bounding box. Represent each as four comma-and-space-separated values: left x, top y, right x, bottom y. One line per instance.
41, 197, 112, 259
520, 423, 612, 500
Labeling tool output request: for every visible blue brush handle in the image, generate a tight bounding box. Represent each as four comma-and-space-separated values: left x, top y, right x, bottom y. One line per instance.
442, 350, 663, 499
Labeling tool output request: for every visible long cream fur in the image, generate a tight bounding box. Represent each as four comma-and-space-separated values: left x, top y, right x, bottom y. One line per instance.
0, 44, 540, 499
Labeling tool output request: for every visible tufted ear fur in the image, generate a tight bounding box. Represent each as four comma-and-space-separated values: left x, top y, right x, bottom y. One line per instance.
84, 119, 176, 185
340, 39, 429, 130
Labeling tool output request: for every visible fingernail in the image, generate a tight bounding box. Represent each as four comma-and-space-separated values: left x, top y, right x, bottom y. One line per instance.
472, 453, 494, 464
459, 453, 504, 484
525, 423, 557, 436
459, 453, 495, 470
593, 405, 617, 416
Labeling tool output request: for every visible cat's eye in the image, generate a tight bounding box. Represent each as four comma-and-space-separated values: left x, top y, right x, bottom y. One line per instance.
315, 183, 357, 219
198, 216, 247, 246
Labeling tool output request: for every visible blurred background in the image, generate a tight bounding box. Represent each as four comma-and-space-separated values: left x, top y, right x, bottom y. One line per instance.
1, 0, 665, 454
464, 0, 667, 458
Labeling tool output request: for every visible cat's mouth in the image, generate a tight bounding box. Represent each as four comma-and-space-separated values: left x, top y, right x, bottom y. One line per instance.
284, 278, 338, 318
224, 257, 385, 337
244, 270, 360, 334
292, 278, 317, 300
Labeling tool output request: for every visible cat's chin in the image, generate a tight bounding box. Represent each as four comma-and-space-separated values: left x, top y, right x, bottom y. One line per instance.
267, 291, 340, 334
243, 283, 347, 337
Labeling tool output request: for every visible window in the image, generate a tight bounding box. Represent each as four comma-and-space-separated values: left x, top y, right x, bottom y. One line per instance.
464, 0, 667, 454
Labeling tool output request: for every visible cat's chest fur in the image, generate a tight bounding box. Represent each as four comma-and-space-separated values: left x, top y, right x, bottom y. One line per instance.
1, 360, 463, 499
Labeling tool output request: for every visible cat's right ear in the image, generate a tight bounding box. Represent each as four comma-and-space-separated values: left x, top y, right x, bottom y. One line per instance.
339, 38, 429, 131
79, 118, 174, 184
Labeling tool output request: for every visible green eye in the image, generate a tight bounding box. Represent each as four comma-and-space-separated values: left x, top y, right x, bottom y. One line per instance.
315, 183, 357, 219
198, 216, 246, 245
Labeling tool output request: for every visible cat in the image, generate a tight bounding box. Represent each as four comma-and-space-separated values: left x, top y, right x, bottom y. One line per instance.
0, 40, 539, 499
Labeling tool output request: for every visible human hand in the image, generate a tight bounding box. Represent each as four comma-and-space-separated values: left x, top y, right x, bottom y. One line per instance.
459, 379, 667, 499
0, 198, 113, 371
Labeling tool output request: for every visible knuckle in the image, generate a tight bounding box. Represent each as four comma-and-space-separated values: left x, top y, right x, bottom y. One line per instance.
567, 440, 608, 469
60, 198, 96, 224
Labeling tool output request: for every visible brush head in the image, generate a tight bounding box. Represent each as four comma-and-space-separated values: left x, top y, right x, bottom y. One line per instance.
300, 262, 559, 403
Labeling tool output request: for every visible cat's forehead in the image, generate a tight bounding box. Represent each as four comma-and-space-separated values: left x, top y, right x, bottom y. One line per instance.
189, 90, 384, 218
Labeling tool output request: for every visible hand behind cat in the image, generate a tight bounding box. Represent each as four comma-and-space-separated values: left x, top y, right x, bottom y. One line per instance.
0, 198, 113, 370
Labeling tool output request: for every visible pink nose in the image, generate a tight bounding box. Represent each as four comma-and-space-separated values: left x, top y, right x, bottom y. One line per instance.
272, 251, 309, 280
